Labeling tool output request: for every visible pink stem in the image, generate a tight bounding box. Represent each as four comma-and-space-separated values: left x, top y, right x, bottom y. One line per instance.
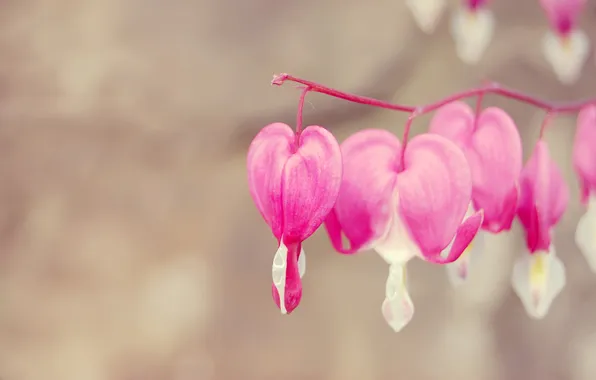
295, 86, 311, 138
540, 111, 557, 139
473, 92, 484, 130
272, 73, 596, 115
400, 111, 419, 171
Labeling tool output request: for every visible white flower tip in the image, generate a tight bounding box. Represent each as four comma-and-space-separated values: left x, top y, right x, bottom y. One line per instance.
406, 0, 446, 34
272, 242, 288, 314
575, 206, 596, 273
382, 264, 414, 332
450, 7, 495, 65
298, 248, 306, 279
542, 30, 589, 85
512, 249, 566, 319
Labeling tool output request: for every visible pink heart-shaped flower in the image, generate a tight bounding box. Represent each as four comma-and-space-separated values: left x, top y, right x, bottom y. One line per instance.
325, 129, 482, 264
517, 140, 569, 253
429, 101, 522, 233
247, 122, 342, 313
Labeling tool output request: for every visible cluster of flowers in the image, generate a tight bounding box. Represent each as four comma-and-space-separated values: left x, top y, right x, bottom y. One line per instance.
247, 73, 596, 332
409, 0, 591, 84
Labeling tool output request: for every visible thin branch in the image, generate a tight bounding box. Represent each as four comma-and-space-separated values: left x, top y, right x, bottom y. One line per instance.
272, 73, 596, 115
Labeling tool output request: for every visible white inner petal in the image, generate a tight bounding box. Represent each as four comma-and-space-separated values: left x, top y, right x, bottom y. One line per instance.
298, 247, 306, 279
406, 0, 446, 34
511, 245, 566, 319
450, 7, 495, 64
381, 263, 414, 332
374, 197, 420, 265
542, 29, 589, 85
575, 194, 596, 273
272, 241, 288, 314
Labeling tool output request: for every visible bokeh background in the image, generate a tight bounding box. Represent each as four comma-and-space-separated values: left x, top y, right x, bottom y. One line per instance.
0, 0, 595, 379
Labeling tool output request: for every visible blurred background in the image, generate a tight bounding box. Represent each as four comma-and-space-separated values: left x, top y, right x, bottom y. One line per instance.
0, 0, 595, 379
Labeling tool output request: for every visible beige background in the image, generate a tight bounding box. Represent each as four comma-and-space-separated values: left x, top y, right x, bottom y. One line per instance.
0, 0, 595, 379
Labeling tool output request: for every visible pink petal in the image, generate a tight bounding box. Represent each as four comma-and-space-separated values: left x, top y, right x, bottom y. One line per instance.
437, 210, 484, 264
281, 126, 342, 242
573, 105, 596, 204
517, 141, 569, 252
468, 107, 522, 232
396, 133, 477, 261
247, 122, 294, 239
429, 103, 522, 232
325, 129, 400, 254
540, 0, 586, 35
247, 123, 342, 242
428, 101, 475, 150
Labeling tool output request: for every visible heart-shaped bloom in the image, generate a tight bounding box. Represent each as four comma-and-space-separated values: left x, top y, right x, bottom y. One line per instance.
247, 122, 342, 314
450, 0, 495, 64
429, 101, 522, 285
573, 105, 596, 272
540, 0, 589, 84
325, 129, 483, 331
513, 140, 568, 319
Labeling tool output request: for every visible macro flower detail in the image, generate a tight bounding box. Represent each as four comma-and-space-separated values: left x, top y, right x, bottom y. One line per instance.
513, 140, 569, 319
406, 0, 447, 34
450, 0, 494, 64
325, 129, 483, 331
573, 105, 596, 272
247, 122, 342, 314
540, 0, 589, 84
428, 101, 522, 284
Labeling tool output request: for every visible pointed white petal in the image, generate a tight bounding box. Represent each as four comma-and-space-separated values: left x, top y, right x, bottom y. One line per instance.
575, 197, 596, 273
450, 7, 495, 65
446, 229, 485, 286
406, 0, 446, 34
542, 29, 589, 85
381, 263, 414, 332
511, 247, 566, 319
272, 241, 288, 314
298, 247, 306, 278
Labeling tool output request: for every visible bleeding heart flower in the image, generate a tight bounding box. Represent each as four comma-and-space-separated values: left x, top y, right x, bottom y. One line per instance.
406, 0, 447, 34
428, 101, 522, 285
540, 0, 589, 84
324, 129, 483, 331
450, 1, 495, 64
513, 140, 568, 319
247, 122, 342, 314
573, 105, 596, 272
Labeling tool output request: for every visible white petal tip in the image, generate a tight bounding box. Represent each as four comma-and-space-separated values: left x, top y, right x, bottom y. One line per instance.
406, 0, 446, 34
512, 249, 566, 319
575, 208, 596, 273
451, 8, 495, 65
272, 242, 289, 314
381, 264, 414, 332
542, 30, 589, 85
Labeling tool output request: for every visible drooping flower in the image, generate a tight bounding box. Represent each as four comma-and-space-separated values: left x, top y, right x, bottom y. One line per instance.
513, 140, 568, 319
540, 0, 589, 84
247, 122, 342, 314
428, 101, 522, 285
325, 129, 483, 332
573, 105, 596, 272
406, 0, 447, 34
450, 0, 495, 64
